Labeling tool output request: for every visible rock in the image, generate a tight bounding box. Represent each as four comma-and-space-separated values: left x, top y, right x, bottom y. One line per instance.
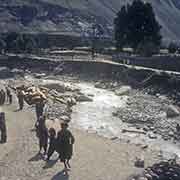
34, 73, 46, 79
100, 125, 105, 129
134, 157, 145, 168
60, 115, 70, 122
110, 136, 118, 141
95, 82, 104, 88
156, 93, 160, 98
76, 95, 93, 102
143, 126, 149, 132
141, 145, 148, 149
115, 86, 131, 96
87, 93, 94, 97
148, 132, 157, 139
11, 68, 24, 76
166, 105, 180, 118
112, 111, 118, 117
168, 131, 174, 137
159, 95, 167, 100
0, 67, 13, 78
149, 126, 155, 131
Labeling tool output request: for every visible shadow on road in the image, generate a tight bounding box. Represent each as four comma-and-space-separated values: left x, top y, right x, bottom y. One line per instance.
28, 153, 44, 162
51, 170, 69, 180
43, 159, 58, 169
13, 109, 21, 112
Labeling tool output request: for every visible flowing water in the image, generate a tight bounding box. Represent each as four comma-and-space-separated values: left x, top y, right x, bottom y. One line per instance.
71, 82, 129, 138
71, 82, 180, 158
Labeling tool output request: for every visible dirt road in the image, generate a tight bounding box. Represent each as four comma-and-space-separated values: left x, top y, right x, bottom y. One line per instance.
0, 102, 160, 180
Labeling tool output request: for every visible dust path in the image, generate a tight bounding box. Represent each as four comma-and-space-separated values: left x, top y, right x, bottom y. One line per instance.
0, 102, 160, 180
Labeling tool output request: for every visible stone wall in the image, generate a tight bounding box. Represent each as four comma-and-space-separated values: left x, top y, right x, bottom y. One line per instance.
113, 54, 180, 72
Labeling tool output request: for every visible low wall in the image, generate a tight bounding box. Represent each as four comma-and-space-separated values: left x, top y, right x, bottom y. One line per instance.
113, 54, 180, 72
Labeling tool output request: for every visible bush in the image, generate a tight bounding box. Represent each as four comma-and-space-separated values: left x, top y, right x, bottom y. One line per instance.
136, 41, 159, 56
168, 42, 179, 54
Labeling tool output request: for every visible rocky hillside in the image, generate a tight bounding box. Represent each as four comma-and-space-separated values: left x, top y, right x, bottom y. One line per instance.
0, 0, 180, 42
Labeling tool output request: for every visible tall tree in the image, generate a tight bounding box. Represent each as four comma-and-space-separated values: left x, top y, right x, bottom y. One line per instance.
114, 5, 128, 50
114, 0, 162, 54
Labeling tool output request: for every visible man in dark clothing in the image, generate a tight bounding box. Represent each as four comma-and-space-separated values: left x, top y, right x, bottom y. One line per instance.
36, 116, 48, 154
17, 90, 24, 110
0, 89, 6, 105
6, 87, 12, 104
56, 122, 75, 172
35, 100, 45, 121
47, 128, 57, 160
0, 112, 7, 143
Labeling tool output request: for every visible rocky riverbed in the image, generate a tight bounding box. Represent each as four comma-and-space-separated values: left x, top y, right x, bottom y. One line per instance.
4, 73, 180, 150
1, 70, 180, 179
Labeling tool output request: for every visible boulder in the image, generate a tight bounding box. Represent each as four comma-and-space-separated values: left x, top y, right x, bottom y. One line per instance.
0, 67, 13, 78
148, 132, 157, 139
76, 95, 93, 102
115, 86, 132, 96
11, 68, 24, 76
134, 157, 145, 168
94, 82, 106, 89
166, 105, 180, 118
34, 73, 46, 79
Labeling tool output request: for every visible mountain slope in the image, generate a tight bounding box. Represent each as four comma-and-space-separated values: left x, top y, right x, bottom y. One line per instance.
0, 0, 180, 42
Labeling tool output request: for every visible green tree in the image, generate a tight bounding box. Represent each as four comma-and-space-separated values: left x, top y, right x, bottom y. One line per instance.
114, 0, 162, 54
114, 5, 128, 50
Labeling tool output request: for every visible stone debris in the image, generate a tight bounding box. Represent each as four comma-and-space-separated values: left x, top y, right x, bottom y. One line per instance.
130, 159, 180, 180
115, 86, 132, 96
75, 94, 93, 102
166, 105, 180, 118
113, 93, 180, 140
134, 157, 145, 168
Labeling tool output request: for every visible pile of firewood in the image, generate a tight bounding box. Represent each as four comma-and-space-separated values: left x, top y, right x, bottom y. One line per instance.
13, 85, 76, 106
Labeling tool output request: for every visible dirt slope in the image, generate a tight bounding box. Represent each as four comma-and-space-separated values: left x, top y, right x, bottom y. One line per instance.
0, 98, 160, 180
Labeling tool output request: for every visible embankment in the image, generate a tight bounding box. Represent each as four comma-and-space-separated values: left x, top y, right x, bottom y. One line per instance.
1, 54, 180, 91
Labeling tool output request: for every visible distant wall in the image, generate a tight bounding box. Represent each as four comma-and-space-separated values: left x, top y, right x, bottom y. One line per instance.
113, 54, 180, 72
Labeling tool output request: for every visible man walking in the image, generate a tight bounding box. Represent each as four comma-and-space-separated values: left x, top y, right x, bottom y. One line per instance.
17, 89, 24, 110
0, 112, 7, 143
6, 87, 12, 104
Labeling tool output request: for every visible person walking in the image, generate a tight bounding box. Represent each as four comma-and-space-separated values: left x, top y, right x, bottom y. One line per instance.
0, 89, 6, 105
0, 112, 7, 143
6, 87, 12, 104
46, 128, 57, 161
35, 100, 45, 121
17, 89, 24, 110
36, 116, 48, 155
56, 122, 75, 173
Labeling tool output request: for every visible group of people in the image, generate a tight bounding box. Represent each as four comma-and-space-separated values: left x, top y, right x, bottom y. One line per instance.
30, 94, 75, 174
36, 116, 75, 173
0, 87, 12, 106
0, 86, 75, 174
